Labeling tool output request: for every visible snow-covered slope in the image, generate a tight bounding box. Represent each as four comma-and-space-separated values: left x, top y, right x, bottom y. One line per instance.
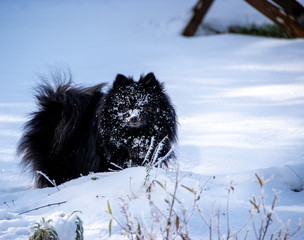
1, 0, 304, 239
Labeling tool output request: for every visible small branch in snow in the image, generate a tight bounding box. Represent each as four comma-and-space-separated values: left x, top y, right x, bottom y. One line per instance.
129, 177, 137, 199
37, 171, 60, 191
19, 201, 67, 215
156, 145, 174, 165
3, 200, 16, 208
151, 136, 168, 167
165, 164, 180, 239
109, 162, 123, 171
142, 136, 155, 166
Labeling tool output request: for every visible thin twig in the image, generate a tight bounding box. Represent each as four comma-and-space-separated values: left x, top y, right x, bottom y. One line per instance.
289, 218, 303, 238
151, 136, 169, 167
142, 136, 155, 166
37, 171, 60, 191
162, 165, 180, 240
227, 187, 231, 239
129, 177, 137, 199
19, 201, 67, 215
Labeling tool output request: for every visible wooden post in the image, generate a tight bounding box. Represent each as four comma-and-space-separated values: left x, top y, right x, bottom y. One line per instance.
245, 0, 304, 38
182, 0, 214, 37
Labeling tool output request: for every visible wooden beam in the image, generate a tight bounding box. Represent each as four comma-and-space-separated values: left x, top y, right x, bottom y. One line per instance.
182, 0, 214, 37
272, 0, 304, 18
272, 0, 304, 28
245, 0, 304, 38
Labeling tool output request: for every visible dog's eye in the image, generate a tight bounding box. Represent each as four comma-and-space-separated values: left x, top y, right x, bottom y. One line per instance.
122, 107, 129, 113
141, 106, 148, 111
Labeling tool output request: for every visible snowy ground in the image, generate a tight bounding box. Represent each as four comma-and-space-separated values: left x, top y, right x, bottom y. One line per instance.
1, 0, 304, 239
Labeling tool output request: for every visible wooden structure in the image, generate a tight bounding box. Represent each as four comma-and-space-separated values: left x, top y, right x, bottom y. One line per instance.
182, 0, 304, 38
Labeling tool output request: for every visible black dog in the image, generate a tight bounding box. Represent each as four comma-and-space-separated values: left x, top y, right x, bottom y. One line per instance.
18, 72, 177, 187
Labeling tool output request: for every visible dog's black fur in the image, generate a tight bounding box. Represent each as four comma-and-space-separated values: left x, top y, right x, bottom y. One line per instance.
18, 72, 177, 187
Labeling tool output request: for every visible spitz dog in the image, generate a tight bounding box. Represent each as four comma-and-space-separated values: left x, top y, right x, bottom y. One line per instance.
18, 72, 177, 187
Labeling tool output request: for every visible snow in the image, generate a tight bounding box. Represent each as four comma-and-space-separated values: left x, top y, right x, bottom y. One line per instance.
1, 0, 304, 239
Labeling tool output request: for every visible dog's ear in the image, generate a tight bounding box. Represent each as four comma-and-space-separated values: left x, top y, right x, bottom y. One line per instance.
139, 72, 161, 88
113, 74, 133, 89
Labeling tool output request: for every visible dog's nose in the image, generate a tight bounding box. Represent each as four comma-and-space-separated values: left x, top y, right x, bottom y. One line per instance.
130, 116, 139, 123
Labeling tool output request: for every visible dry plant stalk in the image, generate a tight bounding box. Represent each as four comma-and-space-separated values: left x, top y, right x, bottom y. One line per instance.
106, 170, 303, 240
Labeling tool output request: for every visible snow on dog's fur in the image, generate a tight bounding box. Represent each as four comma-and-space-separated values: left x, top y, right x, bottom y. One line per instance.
18, 72, 177, 188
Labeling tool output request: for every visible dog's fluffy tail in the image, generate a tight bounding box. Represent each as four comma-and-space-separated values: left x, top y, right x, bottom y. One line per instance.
18, 73, 105, 187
